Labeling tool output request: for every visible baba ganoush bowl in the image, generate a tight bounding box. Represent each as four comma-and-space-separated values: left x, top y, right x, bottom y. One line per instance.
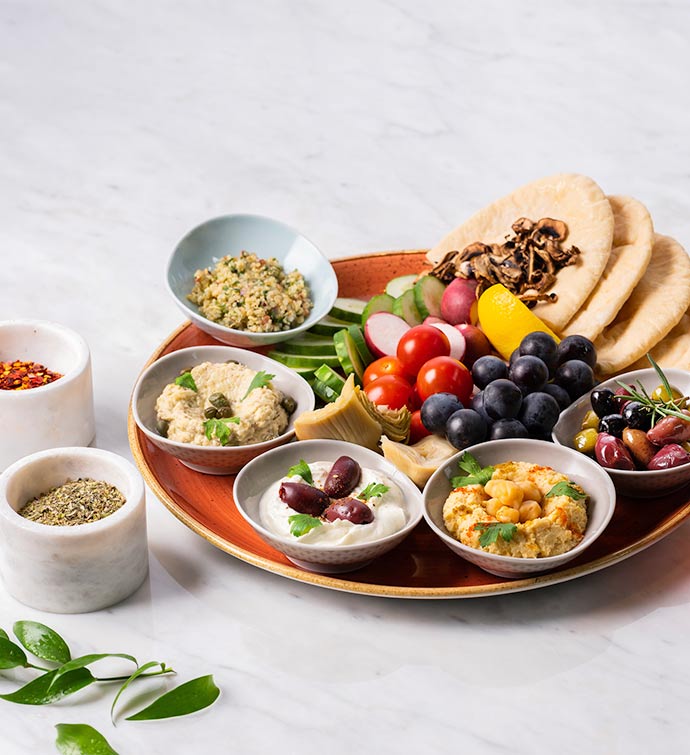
423, 438, 616, 578
553, 368, 690, 497
131, 345, 314, 475
166, 214, 338, 347
233, 439, 424, 573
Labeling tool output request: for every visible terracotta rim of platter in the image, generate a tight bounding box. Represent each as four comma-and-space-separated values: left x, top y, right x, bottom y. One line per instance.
128, 250, 690, 599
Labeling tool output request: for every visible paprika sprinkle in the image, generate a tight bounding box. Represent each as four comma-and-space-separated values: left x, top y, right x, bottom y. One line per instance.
0, 360, 62, 391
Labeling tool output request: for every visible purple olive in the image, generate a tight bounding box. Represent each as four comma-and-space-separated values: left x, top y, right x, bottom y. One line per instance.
279, 482, 330, 516
647, 444, 690, 470
323, 456, 361, 499
595, 432, 635, 470
323, 497, 374, 525
646, 411, 690, 446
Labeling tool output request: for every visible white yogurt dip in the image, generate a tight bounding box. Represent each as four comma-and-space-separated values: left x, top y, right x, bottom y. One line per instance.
259, 461, 407, 545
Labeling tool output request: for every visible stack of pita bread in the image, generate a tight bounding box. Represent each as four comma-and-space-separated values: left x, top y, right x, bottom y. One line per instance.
426, 174, 690, 377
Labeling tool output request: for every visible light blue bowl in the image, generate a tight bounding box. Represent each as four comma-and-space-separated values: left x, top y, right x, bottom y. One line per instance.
166, 214, 338, 347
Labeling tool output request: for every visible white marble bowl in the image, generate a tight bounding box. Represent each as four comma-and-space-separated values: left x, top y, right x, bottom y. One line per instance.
552, 368, 690, 497
166, 214, 338, 347
131, 345, 315, 475
423, 439, 616, 578
0, 447, 148, 613
0, 319, 95, 472
233, 439, 424, 573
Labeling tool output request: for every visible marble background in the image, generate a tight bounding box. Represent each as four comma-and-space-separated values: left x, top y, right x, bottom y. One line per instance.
2, 0, 690, 752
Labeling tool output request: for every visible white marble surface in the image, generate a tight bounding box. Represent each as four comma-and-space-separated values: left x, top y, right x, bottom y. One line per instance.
2, 0, 690, 752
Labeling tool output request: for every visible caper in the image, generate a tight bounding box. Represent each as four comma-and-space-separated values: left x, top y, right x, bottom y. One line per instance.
580, 410, 599, 431
281, 395, 297, 415
573, 428, 598, 454
651, 384, 683, 403
204, 406, 219, 419
217, 406, 234, 418
209, 392, 229, 408
156, 419, 170, 437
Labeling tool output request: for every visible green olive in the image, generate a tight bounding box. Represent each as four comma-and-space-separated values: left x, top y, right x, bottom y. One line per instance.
281, 396, 297, 414
651, 384, 683, 403
580, 410, 599, 431
574, 428, 598, 454
209, 392, 230, 408
203, 406, 219, 419
217, 406, 235, 418
156, 419, 170, 437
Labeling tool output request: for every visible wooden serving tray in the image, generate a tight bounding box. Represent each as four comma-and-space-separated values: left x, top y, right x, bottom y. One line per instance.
128, 251, 690, 598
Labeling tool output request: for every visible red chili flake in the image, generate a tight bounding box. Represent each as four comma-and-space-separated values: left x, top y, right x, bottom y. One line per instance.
0, 360, 62, 391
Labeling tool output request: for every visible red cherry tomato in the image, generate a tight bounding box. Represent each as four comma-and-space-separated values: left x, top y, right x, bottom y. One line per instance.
363, 375, 413, 410
416, 356, 473, 404
409, 410, 432, 444
363, 356, 411, 387
396, 325, 450, 377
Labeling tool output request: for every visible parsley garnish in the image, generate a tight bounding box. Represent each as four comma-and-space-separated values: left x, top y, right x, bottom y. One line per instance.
475, 522, 517, 547
287, 459, 313, 485
545, 481, 587, 500
203, 416, 240, 446
175, 372, 197, 392
358, 482, 389, 501
450, 452, 495, 488
288, 514, 323, 537
242, 370, 275, 400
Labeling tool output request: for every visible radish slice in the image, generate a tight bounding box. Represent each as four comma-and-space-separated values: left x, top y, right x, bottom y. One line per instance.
430, 322, 466, 362
423, 316, 445, 325
364, 312, 410, 358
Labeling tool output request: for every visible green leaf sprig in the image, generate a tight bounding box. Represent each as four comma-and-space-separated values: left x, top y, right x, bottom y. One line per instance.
55, 723, 119, 755
288, 513, 323, 537
174, 371, 197, 392
545, 481, 587, 500
450, 452, 495, 489
203, 416, 240, 445
242, 370, 275, 400
287, 459, 313, 485
357, 482, 389, 501
475, 522, 517, 547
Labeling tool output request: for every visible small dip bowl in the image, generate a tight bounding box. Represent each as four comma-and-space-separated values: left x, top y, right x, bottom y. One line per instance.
423, 438, 616, 578
0, 447, 148, 613
552, 368, 690, 497
0, 319, 95, 472
166, 214, 338, 347
233, 439, 424, 574
131, 345, 315, 475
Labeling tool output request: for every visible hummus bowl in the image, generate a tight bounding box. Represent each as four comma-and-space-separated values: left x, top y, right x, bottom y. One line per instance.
423, 438, 616, 578
131, 345, 314, 475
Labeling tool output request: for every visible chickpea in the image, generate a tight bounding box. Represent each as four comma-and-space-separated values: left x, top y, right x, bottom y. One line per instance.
496, 506, 520, 524
519, 500, 542, 522
485, 498, 502, 516
516, 480, 542, 503
484, 479, 524, 508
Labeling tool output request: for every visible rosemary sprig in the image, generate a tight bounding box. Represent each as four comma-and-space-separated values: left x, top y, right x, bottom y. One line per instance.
614, 355, 690, 423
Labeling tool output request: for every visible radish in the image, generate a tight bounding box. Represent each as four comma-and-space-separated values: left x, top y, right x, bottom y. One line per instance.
423, 316, 445, 325
364, 312, 410, 358
440, 278, 479, 325
430, 322, 466, 362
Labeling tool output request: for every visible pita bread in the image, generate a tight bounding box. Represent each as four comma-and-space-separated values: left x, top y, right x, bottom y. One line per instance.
563, 196, 654, 340
595, 235, 690, 375
629, 309, 690, 371
427, 174, 614, 331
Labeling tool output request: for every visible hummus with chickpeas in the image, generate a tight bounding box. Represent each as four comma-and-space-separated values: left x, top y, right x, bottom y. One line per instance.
443, 461, 588, 558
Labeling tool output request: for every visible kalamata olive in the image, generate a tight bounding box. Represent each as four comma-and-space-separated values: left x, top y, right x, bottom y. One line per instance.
323, 497, 374, 525
598, 414, 626, 438
574, 428, 598, 454
279, 482, 330, 516
156, 419, 170, 437
217, 406, 235, 418
647, 443, 690, 470
209, 392, 230, 408
591, 388, 617, 418
595, 432, 635, 470
613, 386, 634, 413
203, 406, 219, 419
646, 411, 690, 446
622, 428, 656, 467
622, 401, 652, 430
323, 456, 362, 498
281, 396, 297, 414
580, 410, 600, 431
650, 384, 683, 403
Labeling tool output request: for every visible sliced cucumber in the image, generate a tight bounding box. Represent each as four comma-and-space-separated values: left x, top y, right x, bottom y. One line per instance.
268, 351, 341, 369
413, 275, 446, 319
361, 293, 395, 327
279, 337, 337, 356
308, 315, 353, 337
329, 297, 366, 324
392, 288, 423, 326
385, 274, 418, 299
334, 328, 366, 381
314, 364, 346, 394
311, 378, 341, 404
347, 324, 374, 365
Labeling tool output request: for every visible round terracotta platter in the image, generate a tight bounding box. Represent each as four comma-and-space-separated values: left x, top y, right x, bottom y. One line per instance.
128, 250, 690, 599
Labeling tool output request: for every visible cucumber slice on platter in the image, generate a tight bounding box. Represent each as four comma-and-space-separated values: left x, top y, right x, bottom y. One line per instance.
314, 364, 346, 394
333, 328, 366, 381
347, 324, 374, 364
268, 351, 341, 370
385, 274, 418, 299
329, 297, 366, 324
308, 315, 354, 337
311, 377, 341, 404
413, 275, 446, 319
392, 288, 423, 327
279, 337, 337, 356
361, 293, 395, 326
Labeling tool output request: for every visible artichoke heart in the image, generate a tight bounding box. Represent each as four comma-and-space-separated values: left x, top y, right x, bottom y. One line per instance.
357, 392, 411, 443
381, 434, 457, 487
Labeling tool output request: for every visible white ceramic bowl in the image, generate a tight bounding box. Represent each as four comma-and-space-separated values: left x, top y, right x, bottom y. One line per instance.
166, 214, 338, 347
0, 320, 95, 472
131, 345, 315, 475
423, 438, 616, 578
0, 447, 148, 613
233, 439, 424, 573
552, 368, 690, 497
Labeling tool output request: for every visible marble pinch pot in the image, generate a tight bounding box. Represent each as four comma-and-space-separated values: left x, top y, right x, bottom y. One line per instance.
0, 319, 96, 472
0, 447, 148, 613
